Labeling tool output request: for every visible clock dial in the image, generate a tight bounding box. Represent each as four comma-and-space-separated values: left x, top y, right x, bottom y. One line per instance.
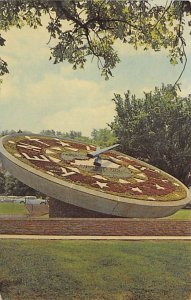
3, 134, 187, 202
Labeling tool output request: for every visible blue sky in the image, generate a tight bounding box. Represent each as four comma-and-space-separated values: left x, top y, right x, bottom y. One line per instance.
0, 17, 190, 136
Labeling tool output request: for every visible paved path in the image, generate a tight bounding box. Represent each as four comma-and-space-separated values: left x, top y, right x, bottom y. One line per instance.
0, 235, 190, 240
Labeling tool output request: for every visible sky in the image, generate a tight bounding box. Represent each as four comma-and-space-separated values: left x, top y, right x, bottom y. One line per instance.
0, 13, 191, 137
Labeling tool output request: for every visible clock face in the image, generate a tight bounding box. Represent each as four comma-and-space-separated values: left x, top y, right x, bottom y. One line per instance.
3, 134, 187, 202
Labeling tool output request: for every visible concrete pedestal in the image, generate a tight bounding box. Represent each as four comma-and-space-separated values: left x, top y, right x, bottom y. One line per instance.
48, 198, 116, 218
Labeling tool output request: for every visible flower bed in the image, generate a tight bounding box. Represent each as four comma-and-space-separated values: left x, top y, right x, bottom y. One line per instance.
4, 135, 187, 202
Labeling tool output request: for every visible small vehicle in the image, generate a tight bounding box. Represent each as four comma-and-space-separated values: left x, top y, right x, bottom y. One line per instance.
14, 197, 47, 205
25, 198, 47, 205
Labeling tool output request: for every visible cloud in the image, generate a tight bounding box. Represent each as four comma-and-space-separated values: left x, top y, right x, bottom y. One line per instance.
0, 75, 16, 102
179, 85, 191, 97
1, 24, 50, 63
22, 72, 116, 136
0, 21, 116, 136
114, 40, 166, 58
24, 74, 104, 107
41, 104, 115, 136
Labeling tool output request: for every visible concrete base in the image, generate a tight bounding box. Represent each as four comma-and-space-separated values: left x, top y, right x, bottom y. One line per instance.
48, 198, 117, 218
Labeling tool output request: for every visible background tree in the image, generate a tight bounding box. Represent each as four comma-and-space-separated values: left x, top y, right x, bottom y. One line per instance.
0, 130, 16, 136
40, 129, 56, 136
5, 174, 44, 197
65, 130, 82, 140
0, 172, 5, 194
110, 84, 191, 186
0, 0, 190, 81
40, 129, 90, 142
91, 128, 116, 147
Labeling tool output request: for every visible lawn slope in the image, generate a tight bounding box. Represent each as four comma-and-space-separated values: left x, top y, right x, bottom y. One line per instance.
0, 240, 190, 300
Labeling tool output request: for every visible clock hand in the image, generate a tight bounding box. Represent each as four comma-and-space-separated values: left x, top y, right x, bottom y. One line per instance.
87, 144, 120, 167
87, 144, 120, 158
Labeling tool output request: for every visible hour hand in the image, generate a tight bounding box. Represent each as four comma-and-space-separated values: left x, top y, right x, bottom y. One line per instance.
87, 144, 120, 158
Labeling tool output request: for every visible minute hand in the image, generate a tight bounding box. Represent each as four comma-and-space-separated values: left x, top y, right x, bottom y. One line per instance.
87, 144, 120, 158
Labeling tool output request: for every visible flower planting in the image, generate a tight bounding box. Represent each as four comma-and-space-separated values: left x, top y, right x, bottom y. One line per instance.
4, 135, 187, 202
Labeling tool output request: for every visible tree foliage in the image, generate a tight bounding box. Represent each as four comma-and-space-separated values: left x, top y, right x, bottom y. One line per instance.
91, 128, 116, 147
0, 172, 5, 194
40, 129, 91, 142
4, 174, 44, 196
110, 84, 191, 186
0, 0, 190, 81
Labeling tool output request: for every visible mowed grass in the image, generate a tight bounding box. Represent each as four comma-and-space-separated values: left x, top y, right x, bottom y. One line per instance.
165, 209, 191, 220
0, 203, 28, 215
0, 240, 190, 300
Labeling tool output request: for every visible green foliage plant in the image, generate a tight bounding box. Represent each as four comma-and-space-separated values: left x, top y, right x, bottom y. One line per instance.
91, 128, 117, 147
0, 171, 5, 194
110, 84, 191, 186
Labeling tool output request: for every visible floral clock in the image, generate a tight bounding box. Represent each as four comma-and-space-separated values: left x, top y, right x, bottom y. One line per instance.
0, 134, 190, 218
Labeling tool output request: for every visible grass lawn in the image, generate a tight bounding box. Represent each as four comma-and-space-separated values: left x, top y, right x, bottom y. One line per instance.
0, 240, 190, 300
165, 209, 191, 220
0, 203, 28, 215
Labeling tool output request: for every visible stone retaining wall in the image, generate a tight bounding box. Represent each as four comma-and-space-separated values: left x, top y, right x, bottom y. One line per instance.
0, 219, 190, 236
